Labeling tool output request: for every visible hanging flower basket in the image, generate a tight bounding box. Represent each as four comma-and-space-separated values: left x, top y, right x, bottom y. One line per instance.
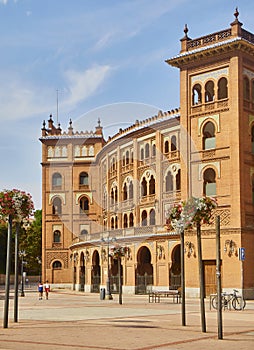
0, 189, 34, 222
109, 245, 129, 260
165, 196, 217, 230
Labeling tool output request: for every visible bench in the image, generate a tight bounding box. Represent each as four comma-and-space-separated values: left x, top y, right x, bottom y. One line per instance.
148, 289, 181, 304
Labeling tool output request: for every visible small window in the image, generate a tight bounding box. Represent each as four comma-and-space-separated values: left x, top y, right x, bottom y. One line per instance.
53, 261, 62, 269
171, 136, 177, 152
80, 172, 88, 186
176, 169, 181, 191
141, 210, 147, 226
205, 80, 215, 102
141, 177, 147, 197
81, 229, 88, 235
203, 122, 216, 150
166, 171, 173, 192
80, 197, 89, 213
129, 181, 133, 199
53, 230, 61, 243
218, 77, 228, 99
149, 209, 156, 226
203, 168, 216, 196
152, 144, 156, 157
192, 83, 202, 105
140, 148, 144, 160
126, 151, 130, 165
145, 143, 150, 158
129, 212, 134, 227
164, 140, 169, 153
52, 197, 62, 215
123, 183, 127, 201
149, 175, 155, 195
52, 173, 62, 189
123, 214, 128, 228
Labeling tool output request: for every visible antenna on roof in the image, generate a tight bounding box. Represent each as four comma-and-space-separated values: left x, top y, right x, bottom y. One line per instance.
56, 89, 59, 125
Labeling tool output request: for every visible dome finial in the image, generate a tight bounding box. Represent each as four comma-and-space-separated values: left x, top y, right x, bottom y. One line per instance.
234, 7, 239, 21
184, 24, 189, 38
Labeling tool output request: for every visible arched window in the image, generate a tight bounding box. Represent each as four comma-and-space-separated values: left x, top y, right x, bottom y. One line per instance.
164, 140, 169, 153
80, 197, 89, 213
251, 125, 254, 154
202, 121, 216, 150
79, 172, 88, 186
176, 169, 181, 191
81, 229, 88, 235
123, 214, 128, 228
115, 216, 118, 229
145, 143, 150, 158
122, 155, 125, 167
141, 177, 147, 197
52, 261, 62, 269
115, 187, 118, 202
111, 217, 114, 229
53, 230, 61, 243
149, 175, 155, 195
111, 188, 114, 204
152, 144, 156, 157
52, 173, 62, 189
218, 77, 228, 99
166, 171, 173, 192
129, 181, 133, 199
171, 136, 177, 151
192, 83, 202, 105
123, 183, 127, 201
126, 151, 130, 165
243, 77, 250, 100
149, 209, 156, 226
52, 197, 62, 215
129, 212, 134, 227
205, 80, 215, 102
141, 210, 147, 226
203, 168, 216, 196
140, 148, 144, 160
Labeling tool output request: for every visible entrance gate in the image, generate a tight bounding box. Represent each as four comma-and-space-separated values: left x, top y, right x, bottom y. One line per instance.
135, 246, 153, 294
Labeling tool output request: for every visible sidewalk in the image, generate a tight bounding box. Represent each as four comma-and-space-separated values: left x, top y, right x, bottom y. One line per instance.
0, 290, 253, 350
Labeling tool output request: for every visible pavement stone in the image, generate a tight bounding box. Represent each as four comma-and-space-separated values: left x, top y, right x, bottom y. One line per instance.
0, 289, 253, 350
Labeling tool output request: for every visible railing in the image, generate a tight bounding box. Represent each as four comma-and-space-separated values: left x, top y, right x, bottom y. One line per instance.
187, 29, 232, 51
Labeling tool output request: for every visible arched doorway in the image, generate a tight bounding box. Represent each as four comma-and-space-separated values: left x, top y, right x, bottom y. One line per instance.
91, 250, 101, 293
170, 245, 181, 288
80, 252, 85, 292
135, 246, 153, 294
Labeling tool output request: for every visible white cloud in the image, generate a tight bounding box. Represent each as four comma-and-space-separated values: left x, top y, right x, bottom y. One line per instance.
63, 65, 112, 107
0, 0, 8, 4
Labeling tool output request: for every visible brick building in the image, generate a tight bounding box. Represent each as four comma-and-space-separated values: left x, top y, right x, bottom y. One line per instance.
40, 10, 254, 298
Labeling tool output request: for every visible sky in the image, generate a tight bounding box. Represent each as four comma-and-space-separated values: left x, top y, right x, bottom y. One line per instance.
0, 0, 254, 210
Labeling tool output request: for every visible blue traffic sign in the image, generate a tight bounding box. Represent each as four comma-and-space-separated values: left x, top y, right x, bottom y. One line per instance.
239, 247, 245, 261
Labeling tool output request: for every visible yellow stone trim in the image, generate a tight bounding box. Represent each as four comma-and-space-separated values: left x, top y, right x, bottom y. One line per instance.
49, 193, 66, 205
198, 114, 220, 136
75, 192, 93, 204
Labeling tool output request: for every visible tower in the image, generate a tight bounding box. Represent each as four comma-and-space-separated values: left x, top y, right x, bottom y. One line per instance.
166, 9, 254, 298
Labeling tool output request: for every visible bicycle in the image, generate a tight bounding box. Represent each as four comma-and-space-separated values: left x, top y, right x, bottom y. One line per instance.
211, 289, 246, 310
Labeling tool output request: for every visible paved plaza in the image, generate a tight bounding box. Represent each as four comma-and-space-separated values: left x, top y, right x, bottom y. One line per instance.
0, 289, 254, 349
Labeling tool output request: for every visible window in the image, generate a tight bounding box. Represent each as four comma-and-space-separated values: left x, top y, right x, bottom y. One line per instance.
52, 173, 62, 189
52, 261, 62, 269
111, 217, 114, 229
205, 80, 215, 102
145, 143, 150, 158
123, 214, 128, 228
80, 229, 88, 235
79, 172, 88, 186
52, 197, 62, 215
149, 175, 155, 195
141, 210, 147, 226
203, 122, 216, 150
176, 169, 181, 191
141, 177, 147, 197
123, 183, 127, 201
166, 171, 173, 192
171, 136, 177, 152
80, 197, 89, 213
53, 230, 61, 243
129, 212, 134, 227
243, 77, 250, 100
129, 181, 133, 199
203, 168, 216, 196
140, 148, 144, 160
152, 144, 156, 157
218, 77, 228, 99
126, 151, 130, 165
164, 140, 169, 153
192, 83, 202, 105
149, 209, 156, 226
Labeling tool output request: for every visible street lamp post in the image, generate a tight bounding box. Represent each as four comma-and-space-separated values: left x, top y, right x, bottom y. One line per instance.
101, 236, 116, 300
19, 251, 26, 297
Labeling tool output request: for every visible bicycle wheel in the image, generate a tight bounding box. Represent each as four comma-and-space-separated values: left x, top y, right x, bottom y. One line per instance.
232, 296, 246, 310
211, 295, 218, 309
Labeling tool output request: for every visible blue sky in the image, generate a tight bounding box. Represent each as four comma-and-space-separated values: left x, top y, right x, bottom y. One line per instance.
0, 0, 254, 209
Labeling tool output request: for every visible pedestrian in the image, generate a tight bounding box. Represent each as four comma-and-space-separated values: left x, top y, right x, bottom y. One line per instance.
44, 280, 50, 300
38, 281, 43, 300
